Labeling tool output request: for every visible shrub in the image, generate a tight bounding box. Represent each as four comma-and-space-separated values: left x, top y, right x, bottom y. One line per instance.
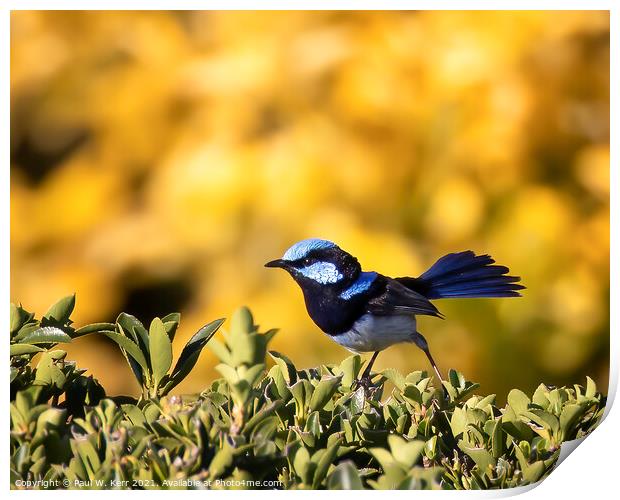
9, 297, 606, 490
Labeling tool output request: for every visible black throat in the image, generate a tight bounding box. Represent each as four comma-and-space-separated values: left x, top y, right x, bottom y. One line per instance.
282, 244, 378, 335
298, 273, 378, 336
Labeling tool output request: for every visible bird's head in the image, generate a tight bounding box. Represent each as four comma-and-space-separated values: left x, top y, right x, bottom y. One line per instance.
265, 238, 361, 290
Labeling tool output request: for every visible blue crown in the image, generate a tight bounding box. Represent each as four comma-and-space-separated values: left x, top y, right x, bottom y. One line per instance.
282, 238, 336, 262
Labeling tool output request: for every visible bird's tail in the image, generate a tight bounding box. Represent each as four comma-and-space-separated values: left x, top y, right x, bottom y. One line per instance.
414, 251, 524, 299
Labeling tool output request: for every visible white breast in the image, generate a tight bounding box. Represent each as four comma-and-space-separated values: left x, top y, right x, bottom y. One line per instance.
331, 313, 417, 353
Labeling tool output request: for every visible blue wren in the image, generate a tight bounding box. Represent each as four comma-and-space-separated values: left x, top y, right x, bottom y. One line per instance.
265, 238, 524, 385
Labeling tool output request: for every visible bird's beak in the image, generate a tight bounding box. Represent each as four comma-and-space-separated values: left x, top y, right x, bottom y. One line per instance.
265, 259, 287, 269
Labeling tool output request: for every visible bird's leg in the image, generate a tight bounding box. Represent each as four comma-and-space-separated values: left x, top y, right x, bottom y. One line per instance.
354, 351, 380, 391
412, 332, 445, 388
423, 346, 444, 385
361, 351, 380, 381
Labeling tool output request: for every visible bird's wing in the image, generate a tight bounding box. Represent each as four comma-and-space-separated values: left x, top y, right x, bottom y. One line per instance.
366, 276, 443, 318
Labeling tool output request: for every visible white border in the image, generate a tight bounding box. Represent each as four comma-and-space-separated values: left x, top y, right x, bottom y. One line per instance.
3, 2, 616, 498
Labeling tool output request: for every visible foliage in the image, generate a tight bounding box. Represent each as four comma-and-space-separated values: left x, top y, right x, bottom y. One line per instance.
96, 312, 224, 400
10, 295, 105, 413
10, 297, 606, 490
11, 296, 224, 402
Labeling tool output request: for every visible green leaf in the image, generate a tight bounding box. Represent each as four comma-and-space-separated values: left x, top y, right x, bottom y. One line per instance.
585, 376, 597, 398
240, 363, 265, 387
507, 389, 530, 415
36, 407, 66, 430
261, 328, 278, 345
312, 440, 342, 488
35, 352, 67, 389
161, 312, 181, 342
309, 375, 342, 411
467, 408, 488, 428
381, 368, 405, 391
293, 447, 311, 482
424, 435, 438, 460
522, 460, 545, 484
268, 365, 291, 399
269, 351, 297, 384
369, 447, 395, 469
101, 330, 148, 373
402, 384, 423, 406
13, 322, 39, 342
143, 402, 161, 423
115, 324, 145, 387
230, 380, 252, 406
450, 406, 468, 437
458, 441, 496, 472
305, 411, 321, 437
121, 404, 147, 427
501, 414, 535, 442
230, 332, 261, 367
441, 380, 458, 400
230, 306, 254, 335
148, 318, 173, 388
44, 294, 75, 324
72, 438, 101, 478
116, 313, 149, 352
251, 417, 279, 445
14, 386, 42, 416
515, 441, 531, 470
474, 394, 496, 411
168, 318, 224, 391
449, 369, 466, 388
20, 326, 72, 345
10, 303, 22, 334
490, 419, 504, 459
244, 400, 283, 434
338, 355, 362, 387
10, 344, 45, 356
290, 379, 313, 415
532, 384, 550, 408
327, 460, 364, 489
521, 409, 560, 436
216, 364, 239, 384
73, 323, 116, 337
388, 435, 425, 467
559, 404, 587, 440
208, 338, 231, 365
349, 386, 366, 415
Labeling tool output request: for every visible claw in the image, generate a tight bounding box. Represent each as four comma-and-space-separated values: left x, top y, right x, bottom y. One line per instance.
353, 376, 372, 391
352, 375, 378, 398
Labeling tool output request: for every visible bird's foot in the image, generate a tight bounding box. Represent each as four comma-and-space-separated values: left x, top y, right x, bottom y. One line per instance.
431, 383, 450, 408
352, 375, 378, 398
353, 376, 371, 391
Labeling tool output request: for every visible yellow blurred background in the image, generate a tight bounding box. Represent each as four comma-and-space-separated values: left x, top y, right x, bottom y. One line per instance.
10, 11, 609, 400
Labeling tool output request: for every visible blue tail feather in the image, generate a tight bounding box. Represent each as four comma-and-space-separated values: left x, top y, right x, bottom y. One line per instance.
429, 266, 513, 286
415, 251, 524, 300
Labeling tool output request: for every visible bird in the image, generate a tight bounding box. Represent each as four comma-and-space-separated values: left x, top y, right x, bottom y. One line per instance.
265, 238, 524, 387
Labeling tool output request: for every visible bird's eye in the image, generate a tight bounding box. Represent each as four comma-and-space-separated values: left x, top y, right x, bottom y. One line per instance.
302, 258, 312, 266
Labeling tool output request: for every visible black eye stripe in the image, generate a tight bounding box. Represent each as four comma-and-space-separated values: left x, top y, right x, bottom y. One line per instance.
296, 247, 342, 266
297, 256, 315, 267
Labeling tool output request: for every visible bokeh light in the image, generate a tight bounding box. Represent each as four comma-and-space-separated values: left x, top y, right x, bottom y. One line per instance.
10, 11, 609, 401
